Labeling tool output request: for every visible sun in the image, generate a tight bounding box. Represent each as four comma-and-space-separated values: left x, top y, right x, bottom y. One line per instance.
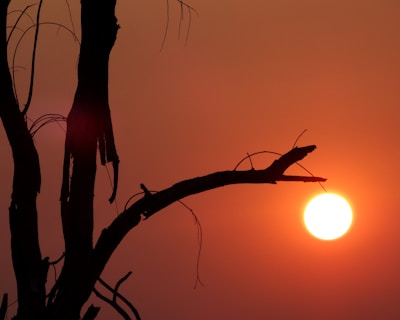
304, 193, 353, 240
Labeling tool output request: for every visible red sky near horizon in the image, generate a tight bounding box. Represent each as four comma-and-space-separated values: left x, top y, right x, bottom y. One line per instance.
1, 0, 400, 319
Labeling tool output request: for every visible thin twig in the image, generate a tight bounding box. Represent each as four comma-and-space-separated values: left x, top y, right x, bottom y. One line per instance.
64, 0, 77, 41
233, 150, 282, 171
29, 113, 67, 136
161, 0, 198, 50
292, 129, 308, 149
178, 200, 205, 288
22, 0, 43, 115
124, 186, 204, 288
233, 148, 326, 191
11, 22, 79, 109
48, 252, 65, 283
160, 0, 170, 51
94, 276, 141, 320
93, 287, 131, 320
7, 5, 36, 44
113, 272, 132, 303
178, 0, 183, 40
246, 152, 254, 170
178, 0, 198, 45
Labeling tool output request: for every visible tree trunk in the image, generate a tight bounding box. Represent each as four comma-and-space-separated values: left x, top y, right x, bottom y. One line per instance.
0, 2, 47, 319
48, 0, 119, 318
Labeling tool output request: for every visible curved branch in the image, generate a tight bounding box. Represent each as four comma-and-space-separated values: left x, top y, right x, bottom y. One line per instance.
160, 0, 199, 51
113, 271, 132, 303
7, 4, 37, 44
93, 287, 130, 320
95, 273, 142, 320
11, 22, 80, 107
92, 145, 326, 282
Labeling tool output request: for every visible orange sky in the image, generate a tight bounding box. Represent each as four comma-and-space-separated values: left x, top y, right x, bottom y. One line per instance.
1, 0, 400, 319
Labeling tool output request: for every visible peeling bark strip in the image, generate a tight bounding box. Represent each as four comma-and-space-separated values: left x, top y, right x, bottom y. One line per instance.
60, 0, 120, 204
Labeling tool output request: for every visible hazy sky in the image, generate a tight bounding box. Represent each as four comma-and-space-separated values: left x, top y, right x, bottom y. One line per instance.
1, 0, 400, 319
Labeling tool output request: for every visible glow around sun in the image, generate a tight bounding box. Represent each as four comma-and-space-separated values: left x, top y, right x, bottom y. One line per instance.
304, 193, 353, 240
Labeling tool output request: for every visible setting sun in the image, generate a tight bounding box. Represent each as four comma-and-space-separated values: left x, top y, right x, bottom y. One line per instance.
304, 193, 353, 240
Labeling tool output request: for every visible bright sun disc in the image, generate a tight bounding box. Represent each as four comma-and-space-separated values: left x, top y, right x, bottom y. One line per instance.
304, 193, 353, 240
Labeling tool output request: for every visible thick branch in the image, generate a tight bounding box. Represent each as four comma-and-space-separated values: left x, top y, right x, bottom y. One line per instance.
81, 305, 100, 320
92, 145, 326, 282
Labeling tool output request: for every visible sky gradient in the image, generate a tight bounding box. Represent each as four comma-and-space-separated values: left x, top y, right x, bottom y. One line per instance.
1, 0, 400, 319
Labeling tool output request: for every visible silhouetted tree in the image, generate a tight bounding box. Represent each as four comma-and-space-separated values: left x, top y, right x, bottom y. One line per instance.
0, 0, 326, 319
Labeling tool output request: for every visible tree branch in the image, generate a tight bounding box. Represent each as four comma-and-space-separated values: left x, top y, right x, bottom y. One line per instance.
92, 145, 326, 284
96, 273, 141, 320
81, 305, 100, 320
0, 2, 46, 319
0, 293, 7, 320
113, 271, 132, 303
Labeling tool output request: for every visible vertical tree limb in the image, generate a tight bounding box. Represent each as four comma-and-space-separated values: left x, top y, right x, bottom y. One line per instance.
22, 0, 43, 115
0, 2, 46, 319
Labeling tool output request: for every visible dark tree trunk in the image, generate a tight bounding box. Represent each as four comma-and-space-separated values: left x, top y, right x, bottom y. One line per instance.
0, 2, 46, 319
48, 0, 119, 319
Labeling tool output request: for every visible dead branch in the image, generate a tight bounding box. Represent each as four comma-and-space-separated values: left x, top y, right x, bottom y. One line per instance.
92, 145, 326, 288
0, 293, 7, 320
95, 273, 142, 320
22, 0, 43, 115
81, 305, 100, 320
93, 287, 130, 320
113, 272, 132, 303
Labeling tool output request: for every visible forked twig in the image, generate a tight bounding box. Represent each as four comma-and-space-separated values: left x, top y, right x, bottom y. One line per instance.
233, 148, 326, 191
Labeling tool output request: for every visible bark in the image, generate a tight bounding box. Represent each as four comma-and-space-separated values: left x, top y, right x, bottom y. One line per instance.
0, 2, 46, 319
48, 0, 120, 319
